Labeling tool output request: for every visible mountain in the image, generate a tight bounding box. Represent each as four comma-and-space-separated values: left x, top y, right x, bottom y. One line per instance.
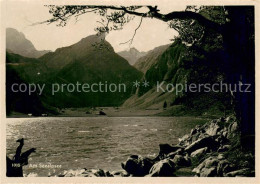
6, 50, 58, 115
6, 64, 56, 116
117, 48, 147, 65
6, 28, 51, 58
134, 44, 170, 73
123, 42, 185, 109
6, 34, 143, 115
39, 34, 143, 107
123, 40, 232, 116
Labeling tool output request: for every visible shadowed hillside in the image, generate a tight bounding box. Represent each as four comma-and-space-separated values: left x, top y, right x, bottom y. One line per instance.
124, 39, 232, 117
134, 44, 170, 73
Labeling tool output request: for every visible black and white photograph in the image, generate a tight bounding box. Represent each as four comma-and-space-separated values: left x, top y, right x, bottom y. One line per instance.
0, 0, 259, 182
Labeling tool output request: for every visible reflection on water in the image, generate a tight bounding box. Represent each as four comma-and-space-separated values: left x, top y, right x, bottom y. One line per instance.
6, 116, 207, 176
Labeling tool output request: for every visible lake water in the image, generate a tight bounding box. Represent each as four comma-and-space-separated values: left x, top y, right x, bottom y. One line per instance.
6, 116, 208, 176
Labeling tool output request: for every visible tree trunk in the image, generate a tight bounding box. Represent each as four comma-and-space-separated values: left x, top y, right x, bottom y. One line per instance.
223, 6, 255, 150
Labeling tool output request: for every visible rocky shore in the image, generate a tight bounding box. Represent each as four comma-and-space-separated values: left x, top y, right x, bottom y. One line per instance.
38, 115, 254, 177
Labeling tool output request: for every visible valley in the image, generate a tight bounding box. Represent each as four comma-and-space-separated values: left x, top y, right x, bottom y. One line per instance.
6, 27, 231, 118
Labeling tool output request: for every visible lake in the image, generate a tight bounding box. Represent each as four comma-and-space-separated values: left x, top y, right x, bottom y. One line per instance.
6, 116, 208, 176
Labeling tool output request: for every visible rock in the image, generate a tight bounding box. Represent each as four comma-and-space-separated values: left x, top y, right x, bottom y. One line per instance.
148, 159, 176, 176
121, 155, 154, 176
184, 155, 192, 166
230, 122, 239, 132
178, 134, 191, 147
99, 111, 106, 115
84, 169, 100, 177
166, 148, 184, 159
224, 168, 253, 177
190, 128, 198, 135
179, 134, 189, 142
216, 117, 225, 123
227, 122, 239, 138
159, 144, 183, 155
215, 135, 228, 145
190, 147, 208, 158
172, 155, 191, 167
192, 162, 204, 175
222, 130, 228, 138
93, 169, 111, 177
68, 169, 113, 177
190, 133, 202, 143
216, 160, 235, 176
200, 167, 217, 177
155, 144, 183, 161
63, 169, 88, 177
192, 156, 219, 176
166, 152, 177, 159
105, 171, 114, 177
188, 125, 209, 143
93, 169, 105, 176
66, 169, 114, 177
217, 154, 225, 160
111, 170, 129, 177
225, 116, 235, 123
217, 145, 231, 152
217, 129, 224, 135
185, 136, 218, 154
204, 157, 219, 168
205, 122, 221, 136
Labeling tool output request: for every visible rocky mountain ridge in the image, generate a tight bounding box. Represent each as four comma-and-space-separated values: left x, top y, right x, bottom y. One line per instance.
6, 28, 51, 58
117, 48, 147, 65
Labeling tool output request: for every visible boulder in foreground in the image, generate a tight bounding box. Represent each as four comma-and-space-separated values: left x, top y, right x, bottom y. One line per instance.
148, 159, 176, 177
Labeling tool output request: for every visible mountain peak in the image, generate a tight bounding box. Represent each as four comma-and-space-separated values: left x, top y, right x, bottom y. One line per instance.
7, 27, 26, 38
118, 48, 147, 65
129, 47, 138, 52
78, 34, 109, 47
6, 28, 51, 58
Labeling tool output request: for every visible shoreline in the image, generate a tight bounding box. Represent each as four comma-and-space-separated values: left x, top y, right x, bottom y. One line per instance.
6, 106, 220, 119
20, 115, 255, 177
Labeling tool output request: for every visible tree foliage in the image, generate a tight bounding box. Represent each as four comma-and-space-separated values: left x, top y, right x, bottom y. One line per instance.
43, 5, 224, 39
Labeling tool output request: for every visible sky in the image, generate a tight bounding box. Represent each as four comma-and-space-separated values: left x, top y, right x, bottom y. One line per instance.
5, 1, 186, 52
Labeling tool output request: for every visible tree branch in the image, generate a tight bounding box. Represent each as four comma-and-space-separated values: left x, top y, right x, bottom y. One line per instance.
43, 5, 224, 34
120, 16, 143, 45
163, 11, 224, 33
97, 6, 224, 33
